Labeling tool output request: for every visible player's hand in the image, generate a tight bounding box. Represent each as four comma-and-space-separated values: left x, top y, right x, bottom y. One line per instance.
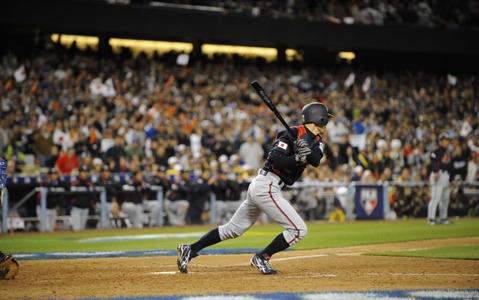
294, 139, 311, 163
294, 139, 309, 151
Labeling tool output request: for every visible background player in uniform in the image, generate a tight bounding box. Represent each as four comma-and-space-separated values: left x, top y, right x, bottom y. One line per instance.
427, 132, 453, 225
36, 168, 68, 232
176, 102, 333, 275
70, 165, 95, 231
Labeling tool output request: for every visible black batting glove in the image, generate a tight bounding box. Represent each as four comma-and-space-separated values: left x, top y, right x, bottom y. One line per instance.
294, 139, 311, 163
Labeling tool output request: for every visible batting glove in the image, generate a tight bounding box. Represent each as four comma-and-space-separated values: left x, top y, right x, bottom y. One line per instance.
294, 139, 311, 163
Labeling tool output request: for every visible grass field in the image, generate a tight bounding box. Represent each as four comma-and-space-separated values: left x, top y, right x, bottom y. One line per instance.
1, 218, 478, 259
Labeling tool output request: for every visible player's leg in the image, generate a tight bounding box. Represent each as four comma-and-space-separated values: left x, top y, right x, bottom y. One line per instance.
143, 200, 160, 227
427, 180, 442, 224
46, 208, 56, 232
177, 183, 261, 273
71, 207, 81, 231
133, 203, 144, 228
439, 181, 451, 224
166, 200, 189, 226
80, 207, 89, 230
257, 185, 307, 252
214, 200, 227, 224
250, 176, 307, 274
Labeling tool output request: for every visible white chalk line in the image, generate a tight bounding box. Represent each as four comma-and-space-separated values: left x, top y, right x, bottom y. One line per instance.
147, 253, 479, 278
390, 273, 479, 277
365, 272, 479, 277
146, 253, 339, 276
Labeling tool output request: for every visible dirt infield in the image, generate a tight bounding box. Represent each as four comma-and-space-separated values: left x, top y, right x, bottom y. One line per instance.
3, 237, 479, 299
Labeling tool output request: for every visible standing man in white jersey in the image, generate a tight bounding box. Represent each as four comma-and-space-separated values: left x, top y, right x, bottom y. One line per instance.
176, 102, 333, 275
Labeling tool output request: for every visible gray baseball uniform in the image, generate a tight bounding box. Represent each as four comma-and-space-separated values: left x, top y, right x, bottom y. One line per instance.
427, 136, 453, 224
219, 126, 324, 245
177, 102, 332, 274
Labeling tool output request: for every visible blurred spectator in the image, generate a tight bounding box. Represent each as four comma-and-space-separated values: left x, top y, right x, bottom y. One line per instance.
32, 123, 55, 168
450, 142, 469, 181
239, 135, 264, 171
393, 167, 414, 218
0, 120, 9, 157
466, 152, 479, 182
105, 135, 128, 166
295, 169, 319, 221
55, 147, 80, 175
449, 174, 468, 217
44, 145, 60, 169
126, 138, 144, 160
325, 143, 341, 171
92, 157, 104, 174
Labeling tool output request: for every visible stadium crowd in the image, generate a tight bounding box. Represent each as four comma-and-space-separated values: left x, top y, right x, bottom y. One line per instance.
106, 0, 479, 29
1, 36, 478, 229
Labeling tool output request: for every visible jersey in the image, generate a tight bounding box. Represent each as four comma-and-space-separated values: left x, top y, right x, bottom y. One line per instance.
263, 125, 324, 186
39, 178, 68, 209
430, 146, 452, 177
96, 176, 120, 203
70, 178, 95, 208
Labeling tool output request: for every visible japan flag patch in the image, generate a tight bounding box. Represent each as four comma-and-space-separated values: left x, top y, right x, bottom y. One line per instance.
278, 141, 288, 150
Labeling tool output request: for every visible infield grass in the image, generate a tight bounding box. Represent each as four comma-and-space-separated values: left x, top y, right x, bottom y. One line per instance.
0, 218, 478, 259
370, 244, 479, 260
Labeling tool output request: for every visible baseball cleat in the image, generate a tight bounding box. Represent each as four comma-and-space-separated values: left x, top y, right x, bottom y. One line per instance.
440, 219, 453, 225
250, 253, 277, 275
177, 244, 198, 274
427, 219, 436, 226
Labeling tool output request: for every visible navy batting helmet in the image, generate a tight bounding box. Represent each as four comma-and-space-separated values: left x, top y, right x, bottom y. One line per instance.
301, 102, 334, 126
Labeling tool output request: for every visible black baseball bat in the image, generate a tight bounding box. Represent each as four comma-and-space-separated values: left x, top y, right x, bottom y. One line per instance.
251, 81, 296, 138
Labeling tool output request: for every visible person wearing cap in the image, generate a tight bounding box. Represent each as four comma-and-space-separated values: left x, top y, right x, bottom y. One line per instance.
143, 165, 170, 227
95, 165, 121, 228
121, 170, 146, 228
427, 132, 453, 225
70, 165, 95, 231
92, 157, 104, 174
36, 168, 68, 232
165, 169, 191, 226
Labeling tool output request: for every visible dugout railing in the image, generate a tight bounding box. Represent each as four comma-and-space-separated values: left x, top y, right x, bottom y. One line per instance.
1, 185, 165, 234
2, 180, 479, 234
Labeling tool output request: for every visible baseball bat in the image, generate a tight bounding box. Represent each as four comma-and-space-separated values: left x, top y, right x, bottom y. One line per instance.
251, 81, 296, 138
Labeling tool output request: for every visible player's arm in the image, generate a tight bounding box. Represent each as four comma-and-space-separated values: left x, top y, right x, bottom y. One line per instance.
307, 140, 324, 167
268, 130, 301, 169
429, 150, 440, 182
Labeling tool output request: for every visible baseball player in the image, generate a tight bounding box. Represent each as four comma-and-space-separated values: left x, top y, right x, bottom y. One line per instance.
427, 132, 453, 225
70, 165, 95, 231
177, 102, 333, 274
36, 168, 68, 232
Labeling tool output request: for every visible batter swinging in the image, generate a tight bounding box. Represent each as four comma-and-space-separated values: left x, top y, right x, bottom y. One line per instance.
177, 102, 334, 274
